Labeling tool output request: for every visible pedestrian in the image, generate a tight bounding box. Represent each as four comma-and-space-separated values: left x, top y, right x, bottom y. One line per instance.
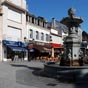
79, 49, 83, 66
14, 55, 18, 61
60, 51, 65, 66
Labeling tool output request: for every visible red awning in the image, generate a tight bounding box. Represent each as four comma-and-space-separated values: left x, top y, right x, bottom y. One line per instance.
50, 43, 62, 48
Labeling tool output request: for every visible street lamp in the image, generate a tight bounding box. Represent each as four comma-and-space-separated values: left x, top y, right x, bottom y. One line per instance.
24, 37, 30, 61
24, 37, 27, 43
24, 37, 29, 47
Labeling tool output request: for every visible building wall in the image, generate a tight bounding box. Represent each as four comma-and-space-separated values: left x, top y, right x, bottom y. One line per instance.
1, 0, 26, 9
27, 23, 50, 43
1, 0, 27, 61
51, 34, 63, 44
62, 31, 68, 43
0, 0, 70, 60
50, 28, 63, 45
9, 0, 26, 9
0, 13, 3, 61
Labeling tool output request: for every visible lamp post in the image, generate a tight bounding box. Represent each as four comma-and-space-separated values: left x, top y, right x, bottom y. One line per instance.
32, 38, 35, 44
24, 37, 29, 61
24, 37, 29, 46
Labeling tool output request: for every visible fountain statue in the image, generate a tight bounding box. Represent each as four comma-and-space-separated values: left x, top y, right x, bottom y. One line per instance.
60, 8, 83, 66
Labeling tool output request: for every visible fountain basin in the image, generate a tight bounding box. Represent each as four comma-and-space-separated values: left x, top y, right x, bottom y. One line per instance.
44, 63, 88, 83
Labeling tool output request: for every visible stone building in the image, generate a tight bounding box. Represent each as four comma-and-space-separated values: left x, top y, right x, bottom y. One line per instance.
26, 12, 51, 60
0, 0, 27, 61
0, 0, 70, 61
48, 18, 66, 58
26, 11, 67, 59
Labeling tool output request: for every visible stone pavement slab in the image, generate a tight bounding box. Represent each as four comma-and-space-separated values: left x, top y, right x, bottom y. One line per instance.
0, 61, 88, 88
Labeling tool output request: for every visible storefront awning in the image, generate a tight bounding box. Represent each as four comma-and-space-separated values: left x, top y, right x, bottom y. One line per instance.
3, 40, 27, 47
8, 46, 27, 52
50, 43, 63, 48
28, 44, 51, 52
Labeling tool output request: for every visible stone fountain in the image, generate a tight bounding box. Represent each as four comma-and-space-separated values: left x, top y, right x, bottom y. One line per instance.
43, 8, 88, 83
60, 8, 83, 66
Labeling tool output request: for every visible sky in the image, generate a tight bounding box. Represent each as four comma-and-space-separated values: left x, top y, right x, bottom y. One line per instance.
26, 0, 88, 32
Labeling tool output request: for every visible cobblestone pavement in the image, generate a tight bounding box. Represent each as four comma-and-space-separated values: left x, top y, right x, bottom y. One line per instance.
0, 60, 88, 88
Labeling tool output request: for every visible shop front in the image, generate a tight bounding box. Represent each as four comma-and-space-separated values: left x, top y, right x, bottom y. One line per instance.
3, 40, 28, 61
50, 43, 63, 58
28, 42, 51, 60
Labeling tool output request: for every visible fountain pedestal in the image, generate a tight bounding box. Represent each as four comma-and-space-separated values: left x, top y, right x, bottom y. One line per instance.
60, 8, 83, 66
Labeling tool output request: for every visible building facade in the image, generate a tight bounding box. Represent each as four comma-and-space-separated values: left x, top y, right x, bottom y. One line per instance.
48, 18, 64, 57
0, 0, 73, 61
0, 0, 27, 61
26, 13, 50, 44
26, 13, 51, 60
26, 13, 69, 60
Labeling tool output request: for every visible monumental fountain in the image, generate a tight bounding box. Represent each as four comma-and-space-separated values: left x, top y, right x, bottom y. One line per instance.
60, 8, 83, 66
44, 8, 88, 83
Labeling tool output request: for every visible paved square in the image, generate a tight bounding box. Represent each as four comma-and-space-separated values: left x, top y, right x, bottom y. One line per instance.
0, 61, 87, 88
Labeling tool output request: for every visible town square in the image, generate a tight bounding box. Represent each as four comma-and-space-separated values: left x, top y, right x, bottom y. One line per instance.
0, 0, 88, 88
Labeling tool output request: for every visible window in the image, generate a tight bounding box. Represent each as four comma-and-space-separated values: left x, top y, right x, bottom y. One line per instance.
6, 27, 21, 41
43, 22, 45, 27
38, 19, 40, 25
8, 9, 22, 23
41, 33, 44, 41
32, 17, 34, 23
46, 34, 49, 41
30, 29, 33, 39
36, 31, 39, 40
26, 15, 29, 22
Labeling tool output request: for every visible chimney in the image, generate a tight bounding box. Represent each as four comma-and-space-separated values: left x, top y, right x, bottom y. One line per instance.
51, 18, 56, 29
